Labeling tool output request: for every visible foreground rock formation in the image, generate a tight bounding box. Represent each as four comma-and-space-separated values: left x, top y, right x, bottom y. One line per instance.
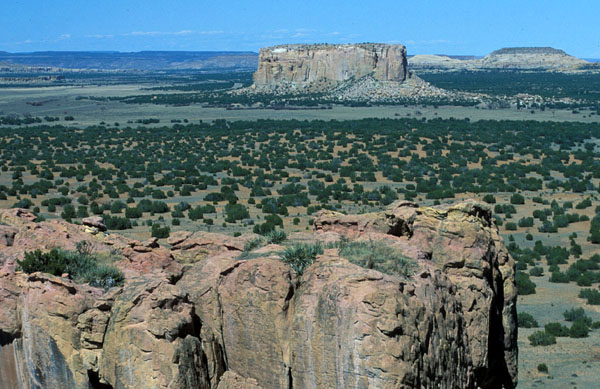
0, 201, 518, 388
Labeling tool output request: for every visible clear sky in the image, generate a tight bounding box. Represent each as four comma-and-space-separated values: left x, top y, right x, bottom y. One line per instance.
1, 0, 599, 57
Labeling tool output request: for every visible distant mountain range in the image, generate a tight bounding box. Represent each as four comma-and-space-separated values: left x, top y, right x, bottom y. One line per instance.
0, 47, 597, 73
0, 51, 259, 71
409, 47, 596, 71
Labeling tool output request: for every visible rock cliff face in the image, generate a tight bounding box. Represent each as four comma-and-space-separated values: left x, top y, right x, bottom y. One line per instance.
0, 201, 518, 388
253, 44, 409, 88
243, 43, 455, 102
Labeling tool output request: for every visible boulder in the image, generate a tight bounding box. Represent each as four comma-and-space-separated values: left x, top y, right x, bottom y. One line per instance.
168, 231, 255, 263
82, 216, 107, 232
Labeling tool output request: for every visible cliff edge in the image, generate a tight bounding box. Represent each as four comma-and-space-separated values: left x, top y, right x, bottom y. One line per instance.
0, 200, 517, 388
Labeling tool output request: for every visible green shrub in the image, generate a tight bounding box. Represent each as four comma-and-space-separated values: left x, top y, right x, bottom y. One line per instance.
579, 288, 600, 305
280, 243, 323, 276
516, 271, 536, 295
528, 330, 556, 346
544, 322, 569, 337
266, 229, 287, 244
243, 237, 264, 253
518, 217, 534, 228
532, 196, 545, 204
510, 193, 525, 205
537, 363, 548, 373
563, 307, 592, 325
85, 264, 125, 289
17, 248, 69, 276
529, 267, 544, 277
569, 319, 590, 338
104, 215, 132, 230
549, 271, 569, 283
575, 198, 592, 209
224, 203, 249, 223
16, 247, 123, 289
482, 194, 496, 204
338, 240, 415, 278
61, 204, 76, 220
505, 222, 517, 231
253, 222, 274, 235
254, 215, 285, 235
151, 223, 170, 239
517, 312, 538, 328
125, 207, 142, 218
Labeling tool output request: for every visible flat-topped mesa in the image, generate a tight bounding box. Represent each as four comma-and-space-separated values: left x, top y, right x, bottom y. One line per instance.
253, 43, 408, 88
481, 46, 588, 69
489, 47, 569, 55
410, 47, 591, 72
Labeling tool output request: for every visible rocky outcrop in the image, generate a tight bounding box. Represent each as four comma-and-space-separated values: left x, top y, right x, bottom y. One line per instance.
82, 216, 107, 232
409, 54, 476, 71
253, 43, 408, 88
167, 230, 255, 263
0, 201, 518, 388
239, 42, 468, 103
314, 200, 518, 386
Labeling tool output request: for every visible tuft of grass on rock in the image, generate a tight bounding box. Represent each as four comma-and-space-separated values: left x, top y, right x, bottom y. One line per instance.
238, 237, 265, 259
337, 239, 415, 278
280, 243, 323, 276
265, 229, 287, 244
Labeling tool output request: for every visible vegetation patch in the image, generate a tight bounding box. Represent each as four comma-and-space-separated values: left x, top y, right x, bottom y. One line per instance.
280, 243, 323, 276
517, 312, 539, 328
17, 242, 124, 289
537, 363, 549, 374
515, 271, 536, 295
337, 239, 415, 279
528, 330, 556, 347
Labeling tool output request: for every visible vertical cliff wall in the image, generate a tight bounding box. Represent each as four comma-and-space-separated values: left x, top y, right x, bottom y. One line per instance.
253, 43, 408, 88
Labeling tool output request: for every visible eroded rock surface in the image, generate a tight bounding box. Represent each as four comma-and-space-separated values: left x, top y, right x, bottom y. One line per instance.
0, 201, 517, 388
254, 43, 408, 88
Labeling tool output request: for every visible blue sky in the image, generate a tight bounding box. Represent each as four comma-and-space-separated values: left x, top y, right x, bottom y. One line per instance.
1, 0, 599, 57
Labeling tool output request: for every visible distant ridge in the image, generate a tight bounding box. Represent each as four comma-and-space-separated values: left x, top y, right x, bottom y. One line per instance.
0, 51, 259, 71
410, 46, 590, 71
489, 47, 567, 55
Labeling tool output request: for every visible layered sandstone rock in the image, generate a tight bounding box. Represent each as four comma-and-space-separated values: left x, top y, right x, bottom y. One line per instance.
0, 201, 518, 388
242, 43, 461, 102
253, 43, 408, 88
